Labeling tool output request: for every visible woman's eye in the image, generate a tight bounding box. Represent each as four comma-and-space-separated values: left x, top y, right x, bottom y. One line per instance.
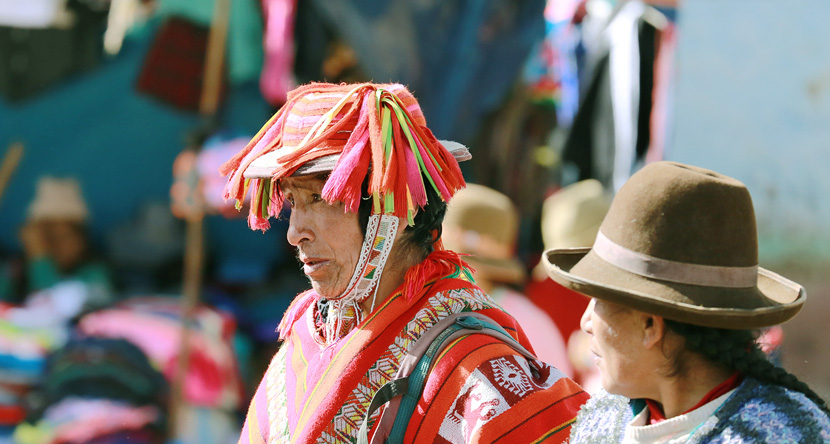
311, 194, 323, 203
286, 197, 295, 207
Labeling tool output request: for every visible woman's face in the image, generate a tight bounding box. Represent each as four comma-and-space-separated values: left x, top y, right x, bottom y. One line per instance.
45, 220, 88, 272
579, 298, 654, 398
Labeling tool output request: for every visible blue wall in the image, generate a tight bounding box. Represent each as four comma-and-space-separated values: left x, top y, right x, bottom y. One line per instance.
0, 25, 285, 267
670, 0, 830, 264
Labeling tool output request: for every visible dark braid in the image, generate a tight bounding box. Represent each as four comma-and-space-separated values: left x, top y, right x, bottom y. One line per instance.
665, 319, 830, 414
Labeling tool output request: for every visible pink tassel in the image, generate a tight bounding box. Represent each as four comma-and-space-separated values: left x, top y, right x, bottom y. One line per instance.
412, 130, 452, 200
322, 132, 370, 212
267, 178, 283, 218
421, 126, 466, 192
222, 112, 287, 203
401, 142, 426, 208
248, 212, 270, 231
322, 91, 374, 212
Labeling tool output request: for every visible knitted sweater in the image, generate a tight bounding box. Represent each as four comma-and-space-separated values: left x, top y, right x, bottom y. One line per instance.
569, 377, 830, 443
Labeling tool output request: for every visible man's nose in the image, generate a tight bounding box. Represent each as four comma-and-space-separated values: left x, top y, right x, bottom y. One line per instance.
286, 209, 314, 246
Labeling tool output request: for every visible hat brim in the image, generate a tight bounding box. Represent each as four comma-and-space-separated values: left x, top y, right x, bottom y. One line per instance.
542, 248, 806, 329
464, 255, 526, 285
243, 140, 472, 179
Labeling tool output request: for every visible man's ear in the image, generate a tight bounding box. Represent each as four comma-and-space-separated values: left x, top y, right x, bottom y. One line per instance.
396, 216, 409, 235
642, 314, 667, 349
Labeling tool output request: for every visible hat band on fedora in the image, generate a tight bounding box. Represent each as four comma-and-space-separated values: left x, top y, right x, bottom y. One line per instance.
593, 232, 758, 288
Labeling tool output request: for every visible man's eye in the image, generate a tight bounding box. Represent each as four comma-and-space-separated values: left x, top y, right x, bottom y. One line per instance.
286, 197, 295, 207
311, 194, 323, 203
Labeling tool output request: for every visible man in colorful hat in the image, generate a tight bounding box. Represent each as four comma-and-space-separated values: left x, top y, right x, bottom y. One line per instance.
222, 82, 587, 443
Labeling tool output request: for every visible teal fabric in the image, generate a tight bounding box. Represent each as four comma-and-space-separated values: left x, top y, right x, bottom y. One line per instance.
28, 257, 113, 302
0, 264, 12, 302
156, 0, 264, 84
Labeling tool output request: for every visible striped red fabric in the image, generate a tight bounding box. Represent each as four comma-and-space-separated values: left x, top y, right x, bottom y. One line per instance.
238, 252, 589, 443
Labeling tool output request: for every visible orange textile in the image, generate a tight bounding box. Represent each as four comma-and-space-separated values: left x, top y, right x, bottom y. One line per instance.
238, 254, 588, 443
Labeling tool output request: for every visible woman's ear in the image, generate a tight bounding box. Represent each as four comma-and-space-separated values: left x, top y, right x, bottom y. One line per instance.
642, 314, 667, 350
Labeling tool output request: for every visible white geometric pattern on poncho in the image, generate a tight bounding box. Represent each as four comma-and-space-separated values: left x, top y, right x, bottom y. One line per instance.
317, 285, 499, 443
492, 357, 533, 396
438, 368, 509, 444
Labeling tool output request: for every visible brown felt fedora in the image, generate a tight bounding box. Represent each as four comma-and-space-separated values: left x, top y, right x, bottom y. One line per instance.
543, 161, 805, 329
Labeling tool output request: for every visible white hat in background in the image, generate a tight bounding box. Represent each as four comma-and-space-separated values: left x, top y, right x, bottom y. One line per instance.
27, 176, 89, 223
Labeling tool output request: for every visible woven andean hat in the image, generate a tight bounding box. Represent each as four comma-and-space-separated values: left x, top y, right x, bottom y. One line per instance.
220, 82, 470, 231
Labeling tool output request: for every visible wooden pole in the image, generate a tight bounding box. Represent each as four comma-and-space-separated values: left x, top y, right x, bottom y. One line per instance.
169, 0, 231, 439
0, 142, 24, 206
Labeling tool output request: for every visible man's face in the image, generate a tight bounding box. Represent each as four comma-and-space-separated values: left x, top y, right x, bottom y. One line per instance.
282, 175, 364, 299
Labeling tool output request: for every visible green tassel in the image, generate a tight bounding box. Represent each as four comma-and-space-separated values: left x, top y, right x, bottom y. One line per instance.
259, 180, 269, 217
386, 99, 440, 195
384, 192, 395, 214
372, 193, 381, 214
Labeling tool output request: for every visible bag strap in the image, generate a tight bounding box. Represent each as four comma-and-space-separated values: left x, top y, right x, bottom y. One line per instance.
356, 312, 538, 444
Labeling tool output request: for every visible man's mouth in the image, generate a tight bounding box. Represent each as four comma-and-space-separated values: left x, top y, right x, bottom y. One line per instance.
301, 257, 329, 275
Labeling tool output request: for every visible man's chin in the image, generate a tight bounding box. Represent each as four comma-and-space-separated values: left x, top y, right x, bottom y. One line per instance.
310, 282, 345, 300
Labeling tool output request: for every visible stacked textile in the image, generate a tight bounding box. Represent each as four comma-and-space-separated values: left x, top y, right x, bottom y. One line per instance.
0, 282, 93, 440
13, 337, 168, 444
76, 296, 244, 411
0, 319, 59, 434
75, 297, 245, 443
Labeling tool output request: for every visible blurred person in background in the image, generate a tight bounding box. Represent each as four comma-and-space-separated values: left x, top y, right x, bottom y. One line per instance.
19, 177, 113, 306
221, 82, 588, 443
526, 179, 611, 391
543, 161, 830, 443
443, 183, 573, 377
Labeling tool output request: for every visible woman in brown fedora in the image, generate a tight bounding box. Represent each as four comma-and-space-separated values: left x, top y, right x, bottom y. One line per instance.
543, 161, 830, 443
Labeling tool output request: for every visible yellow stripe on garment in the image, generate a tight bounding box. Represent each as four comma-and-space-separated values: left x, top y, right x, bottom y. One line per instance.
291, 330, 309, 410
530, 417, 576, 444
245, 397, 267, 444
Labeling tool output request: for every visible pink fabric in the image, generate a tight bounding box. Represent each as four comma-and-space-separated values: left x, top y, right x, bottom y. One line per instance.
259, 0, 297, 105
490, 286, 573, 378
76, 299, 243, 409
198, 136, 251, 215
44, 398, 159, 444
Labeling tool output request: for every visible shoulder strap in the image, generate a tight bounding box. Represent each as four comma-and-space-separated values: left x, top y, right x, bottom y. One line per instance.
357, 312, 538, 444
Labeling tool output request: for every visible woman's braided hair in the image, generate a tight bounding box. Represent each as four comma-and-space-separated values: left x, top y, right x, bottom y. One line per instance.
665, 319, 829, 414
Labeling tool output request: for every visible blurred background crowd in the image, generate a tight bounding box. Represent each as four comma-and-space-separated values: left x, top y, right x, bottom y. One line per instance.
0, 0, 828, 443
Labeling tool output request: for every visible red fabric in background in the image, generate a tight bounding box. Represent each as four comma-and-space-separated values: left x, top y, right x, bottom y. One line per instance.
136, 16, 226, 112
525, 276, 590, 344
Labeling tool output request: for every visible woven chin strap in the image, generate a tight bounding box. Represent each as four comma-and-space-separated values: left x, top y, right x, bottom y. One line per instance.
324, 214, 399, 343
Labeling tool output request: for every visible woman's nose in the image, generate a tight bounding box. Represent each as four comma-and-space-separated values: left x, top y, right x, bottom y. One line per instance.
580, 299, 595, 334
